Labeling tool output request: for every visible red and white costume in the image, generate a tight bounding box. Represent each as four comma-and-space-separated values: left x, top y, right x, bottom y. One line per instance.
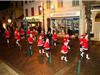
80, 34, 90, 59
37, 35, 45, 54
28, 34, 33, 44
61, 42, 70, 62
32, 30, 36, 37
44, 38, 50, 50
80, 34, 86, 46
83, 35, 88, 50
20, 29, 25, 36
5, 30, 10, 44
80, 37, 84, 47
64, 34, 69, 42
16, 32, 21, 41
44, 38, 50, 58
40, 33, 45, 39
52, 33, 57, 41
5, 30, 10, 39
27, 29, 31, 36
14, 29, 18, 39
61, 42, 69, 54
37, 36, 44, 47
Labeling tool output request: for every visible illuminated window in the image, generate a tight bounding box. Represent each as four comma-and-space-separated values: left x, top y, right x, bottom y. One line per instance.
31, 7, 34, 16
46, 0, 51, 9
57, 0, 63, 8
25, 9, 28, 16
72, 0, 79, 6
25, 1, 27, 4
21, 1, 23, 6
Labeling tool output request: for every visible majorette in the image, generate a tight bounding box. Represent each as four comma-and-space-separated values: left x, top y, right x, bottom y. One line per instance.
37, 35, 44, 54
61, 42, 70, 62
52, 32, 58, 46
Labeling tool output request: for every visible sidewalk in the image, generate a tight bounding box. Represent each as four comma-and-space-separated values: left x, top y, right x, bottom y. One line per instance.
0, 60, 19, 75
64, 41, 100, 75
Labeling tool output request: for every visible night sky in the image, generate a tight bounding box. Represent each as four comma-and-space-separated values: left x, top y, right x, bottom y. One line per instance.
0, 1, 10, 10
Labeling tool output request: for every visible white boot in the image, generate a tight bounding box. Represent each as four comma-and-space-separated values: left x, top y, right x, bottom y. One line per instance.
64, 57, 68, 62
54, 43, 56, 46
46, 53, 49, 58
81, 52, 84, 57
42, 49, 45, 53
7, 39, 9, 44
80, 48, 83, 52
61, 56, 64, 61
86, 54, 90, 60
39, 50, 41, 54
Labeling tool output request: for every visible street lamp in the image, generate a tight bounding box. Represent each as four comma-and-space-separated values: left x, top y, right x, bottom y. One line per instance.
8, 19, 12, 23
51, 5, 55, 10
40, 1, 45, 32
7, 19, 12, 28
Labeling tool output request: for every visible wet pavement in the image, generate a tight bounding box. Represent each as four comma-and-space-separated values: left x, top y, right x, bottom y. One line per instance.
0, 37, 100, 75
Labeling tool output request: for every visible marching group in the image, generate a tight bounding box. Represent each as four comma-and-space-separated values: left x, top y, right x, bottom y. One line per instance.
4, 27, 90, 63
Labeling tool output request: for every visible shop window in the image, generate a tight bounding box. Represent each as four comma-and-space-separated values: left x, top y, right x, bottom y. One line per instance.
72, 0, 79, 6
25, 9, 28, 16
57, 0, 63, 8
21, 1, 23, 6
31, 7, 34, 16
46, 0, 51, 9
51, 17, 79, 35
16, 2, 18, 8
25, 1, 27, 4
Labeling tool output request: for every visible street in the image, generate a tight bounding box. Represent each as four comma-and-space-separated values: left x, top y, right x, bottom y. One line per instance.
0, 37, 100, 75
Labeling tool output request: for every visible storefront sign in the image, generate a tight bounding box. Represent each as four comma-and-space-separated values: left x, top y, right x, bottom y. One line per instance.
26, 16, 42, 22
27, 18, 40, 22
51, 11, 80, 17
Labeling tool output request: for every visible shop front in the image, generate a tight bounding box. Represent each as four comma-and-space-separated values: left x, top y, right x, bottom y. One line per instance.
50, 11, 80, 36
26, 16, 42, 30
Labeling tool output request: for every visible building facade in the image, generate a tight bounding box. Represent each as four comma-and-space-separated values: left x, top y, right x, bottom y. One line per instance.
0, 1, 23, 29
23, 0, 44, 32
90, 2, 100, 41
10, 1, 23, 28
23, 0, 100, 41
23, 0, 80, 34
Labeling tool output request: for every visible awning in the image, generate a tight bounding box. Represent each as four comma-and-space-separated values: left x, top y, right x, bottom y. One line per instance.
16, 15, 24, 20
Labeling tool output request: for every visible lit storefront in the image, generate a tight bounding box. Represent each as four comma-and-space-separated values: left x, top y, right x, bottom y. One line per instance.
50, 11, 80, 35
26, 16, 42, 29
